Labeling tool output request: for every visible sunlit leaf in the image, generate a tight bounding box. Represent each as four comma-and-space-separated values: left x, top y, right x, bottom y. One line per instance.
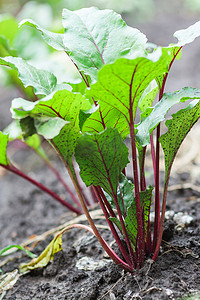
89, 57, 168, 123
0, 132, 8, 166
19, 19, 65, 51
174, 20, 200, 46
0, 56, 58, 95
0, 15, 18, 44
11, 90, 91, 169
62, 7, 147, 81
82, 102, 129, 139
136, 87, 200, 146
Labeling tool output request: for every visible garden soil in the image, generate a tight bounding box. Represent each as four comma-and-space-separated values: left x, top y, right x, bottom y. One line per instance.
1, 2, 200, 299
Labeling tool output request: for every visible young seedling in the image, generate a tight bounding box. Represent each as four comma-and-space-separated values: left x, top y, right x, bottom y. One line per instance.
0, 7, 200, 271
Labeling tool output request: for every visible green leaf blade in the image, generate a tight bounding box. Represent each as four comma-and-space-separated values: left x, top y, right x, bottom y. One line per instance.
75, 128, 129, 196
19, 19, 65, 51
174, 20, 200, 46
125, 186, 153, 246
0, 56, 58, 95
62, 7, 147, 81
136, 87, 200, 146
11, 90, 91, 168
160, 99, 200, 182
89, 57, 168, 122
0, 131, 8, 166
82, 103, 129, 139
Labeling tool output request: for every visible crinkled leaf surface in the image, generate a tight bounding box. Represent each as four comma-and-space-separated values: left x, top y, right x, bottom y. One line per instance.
136, 87, 200, 146
89, 57, 168, 123
75, 128, 129, 196
19, 19, 65, 51
19, 233, 62, 273
0, 56, 58, 95
82, 102, 129, 139
0, 131, 8, 166
62, 7, 147, 81
160, 99, 200, 182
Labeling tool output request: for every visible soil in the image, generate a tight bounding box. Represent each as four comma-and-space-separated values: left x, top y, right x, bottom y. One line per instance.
1, 1, 200, 299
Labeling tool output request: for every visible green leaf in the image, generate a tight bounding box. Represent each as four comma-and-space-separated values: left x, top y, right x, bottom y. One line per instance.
154, 46, 182, 91
12, 90, 90, 127
75, 128, 129, 196
174, 20, 200, 46
0, 36, 17, 57
0, 245, 36, 258
52, 124, 81, 165
89, 57, 168, 123
136, 87, 200, 146
19, 117, 37, 139
125, 186, 153, 246
11, 90, 91, 168
82, 102, 129, 139
19, 19, 65, 51
0, 56, 58, 95
62, 7, 147, 81
110, 186, 153, 246
4, 120, 48, 161
155, 21, 200, 90
138, 80, 158, 113
106, 174, 134, 216
160, 99, 200, 182
0, 131, 8, 166
19, 233, 62, 273
0, 15, 18, 44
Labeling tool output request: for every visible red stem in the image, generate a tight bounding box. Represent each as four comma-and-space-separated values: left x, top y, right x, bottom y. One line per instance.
152, 123, 161, 249
129, 120, 145, 267
73, 160, 92, 207
96, 186, 117, 218
153, 47, 182, 249
89, 186, 98, 203
152, 177, 169, 261
93, 186, 134, 266
45, 159, 81, 208
140, 147, 147, 192
65, 164, 134, 272
1, 164, 81, 214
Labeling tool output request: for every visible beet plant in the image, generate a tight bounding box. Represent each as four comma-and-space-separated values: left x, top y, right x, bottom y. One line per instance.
0, 7, 200, 272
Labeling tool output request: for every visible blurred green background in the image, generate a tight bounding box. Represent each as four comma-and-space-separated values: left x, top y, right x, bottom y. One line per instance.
0, 0, 200, 130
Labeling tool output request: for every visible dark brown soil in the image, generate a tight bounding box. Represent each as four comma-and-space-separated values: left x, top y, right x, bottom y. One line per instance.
0, 158, 200, 300
1, 1, 200, 299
